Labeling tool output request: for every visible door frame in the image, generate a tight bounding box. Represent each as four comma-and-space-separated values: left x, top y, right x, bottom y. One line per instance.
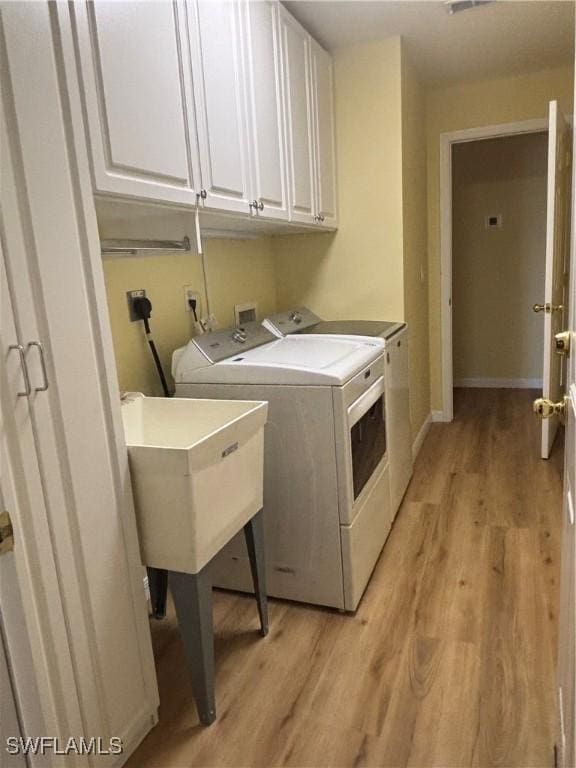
439, 117, 548, 421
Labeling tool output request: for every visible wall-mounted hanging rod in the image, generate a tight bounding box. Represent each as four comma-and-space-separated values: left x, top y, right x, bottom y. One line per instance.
100, 236, 191, 255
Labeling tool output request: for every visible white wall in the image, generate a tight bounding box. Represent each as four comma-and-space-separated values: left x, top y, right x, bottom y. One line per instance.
452, 132, 548, 385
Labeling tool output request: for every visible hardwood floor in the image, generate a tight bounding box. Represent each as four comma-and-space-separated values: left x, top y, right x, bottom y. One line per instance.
127, 389, 564, 768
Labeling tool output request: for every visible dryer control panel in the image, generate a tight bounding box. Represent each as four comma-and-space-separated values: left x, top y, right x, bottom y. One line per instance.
263, 306, 322, 336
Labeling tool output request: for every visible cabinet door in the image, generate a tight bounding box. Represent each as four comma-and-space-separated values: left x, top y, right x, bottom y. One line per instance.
188, 0, 252, 214
243, 1, 288, 220
73, 1, 199, 205
311, 39, 338, 228
386, 331, 413, 515
279, 8, 315, 224
4, 1, 158, 752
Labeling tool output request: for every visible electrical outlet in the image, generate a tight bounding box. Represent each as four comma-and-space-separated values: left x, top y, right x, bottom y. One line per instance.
127, 289, 146, 321
184, 286, 201, 316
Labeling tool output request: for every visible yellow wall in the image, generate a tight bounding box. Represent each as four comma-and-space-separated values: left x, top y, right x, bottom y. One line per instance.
401, 49, 430, 437
102, 237, 277, 395
273, 37, 430, 439
453, 133, 547, 382
273, 37, 404, 321
426, 65, 574, 410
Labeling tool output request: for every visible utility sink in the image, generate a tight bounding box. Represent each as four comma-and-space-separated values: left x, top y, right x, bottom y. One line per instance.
121, 395, 268, 574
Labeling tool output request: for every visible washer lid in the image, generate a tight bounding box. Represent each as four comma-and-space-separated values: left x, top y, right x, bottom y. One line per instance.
264, 307, 405, 340
298, 319, 405, 340
176, 335, 384, 386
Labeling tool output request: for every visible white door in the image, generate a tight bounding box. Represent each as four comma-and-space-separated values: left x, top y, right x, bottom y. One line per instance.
188, 0, 252, 214
279, 7, 315, 225
1, 239, 79, 756
72, 0, 200, 205
243, 0, 288, 220
310, 39, 338, 228
541, 100, 572, 459
0, 630, 26, 768
555, 95, 576, 767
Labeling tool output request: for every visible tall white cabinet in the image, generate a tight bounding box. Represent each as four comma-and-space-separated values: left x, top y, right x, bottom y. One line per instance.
2, 2, 159, 758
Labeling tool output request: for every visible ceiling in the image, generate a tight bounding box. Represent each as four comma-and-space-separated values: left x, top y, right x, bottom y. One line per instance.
283, 1, 575, 86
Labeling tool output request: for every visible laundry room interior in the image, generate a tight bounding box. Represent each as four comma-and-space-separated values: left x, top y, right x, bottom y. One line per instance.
2, 1, 576, 767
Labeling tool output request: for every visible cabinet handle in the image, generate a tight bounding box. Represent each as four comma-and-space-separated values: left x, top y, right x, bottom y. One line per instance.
200, 189, 207, 199
313, 214, 320, 222
258, 200, 264, 211
8, 344, 31, 397
386, 352, 390, 364
27, 341, 49, 392
320, 215, 325, 222
249, 200, 259, 211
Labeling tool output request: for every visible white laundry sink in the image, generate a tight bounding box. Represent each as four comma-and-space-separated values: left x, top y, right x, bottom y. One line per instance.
121, 395, 268, 574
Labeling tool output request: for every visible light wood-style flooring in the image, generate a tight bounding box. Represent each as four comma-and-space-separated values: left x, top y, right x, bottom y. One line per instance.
127, 389, 564, 768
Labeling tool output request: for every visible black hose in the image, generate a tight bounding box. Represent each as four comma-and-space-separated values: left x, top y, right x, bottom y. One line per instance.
142, 316, 171, 398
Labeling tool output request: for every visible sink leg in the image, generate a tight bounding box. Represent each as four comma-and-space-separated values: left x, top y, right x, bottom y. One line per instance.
168, 567, 216, 726
243, 510, 269, 637
147, 567, 168, 619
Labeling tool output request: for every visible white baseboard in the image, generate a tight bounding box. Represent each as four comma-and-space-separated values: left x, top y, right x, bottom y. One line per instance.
454, 377, 542, 389
412, 413, 431, 460
431, 410, 447, 422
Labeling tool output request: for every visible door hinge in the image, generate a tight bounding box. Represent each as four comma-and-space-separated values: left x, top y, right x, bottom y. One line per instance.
0, 511, 14, 555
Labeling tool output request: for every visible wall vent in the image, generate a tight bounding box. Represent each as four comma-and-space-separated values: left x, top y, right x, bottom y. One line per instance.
445, 0, 495, 14
235, 302, 258, 326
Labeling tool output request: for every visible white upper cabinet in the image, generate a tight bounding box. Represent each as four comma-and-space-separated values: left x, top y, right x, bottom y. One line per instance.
243, 1, 288, 220
278, 7, 315, 224
73, 1, 200, 205
279, 9, 338, 228
187, 0, 252, 214
311, 40, 338, 228
70, 0, 337, 229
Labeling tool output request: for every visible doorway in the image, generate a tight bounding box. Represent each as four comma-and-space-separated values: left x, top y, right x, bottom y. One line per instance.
452, 132, 548, 392
440, 118, 553, 422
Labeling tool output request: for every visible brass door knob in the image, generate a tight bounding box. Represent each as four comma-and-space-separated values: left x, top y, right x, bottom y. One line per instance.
555, 331, 571, 356
533, 303, 564, 314
533, 303, 547, 313
533, 396, 568, 424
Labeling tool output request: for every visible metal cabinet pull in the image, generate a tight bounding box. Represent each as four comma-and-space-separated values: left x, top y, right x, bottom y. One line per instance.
27, 341, 49, 392
8, 344, 31, 397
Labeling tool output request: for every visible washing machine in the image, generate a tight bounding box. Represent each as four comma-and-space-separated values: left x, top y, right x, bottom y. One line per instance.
263, 307, 413, 513
172, 323, 393, 611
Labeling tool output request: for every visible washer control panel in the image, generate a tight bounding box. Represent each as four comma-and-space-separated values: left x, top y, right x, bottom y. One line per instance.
193, 321, 276, 363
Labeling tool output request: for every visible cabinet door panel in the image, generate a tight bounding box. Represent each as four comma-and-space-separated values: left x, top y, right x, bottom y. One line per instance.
311, 40, 338, 228
279, 8, 314, 224
386, 332, 413, 514
244, 1, 287, 219
75, 1, 199, 202
189, 0, 251, 213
